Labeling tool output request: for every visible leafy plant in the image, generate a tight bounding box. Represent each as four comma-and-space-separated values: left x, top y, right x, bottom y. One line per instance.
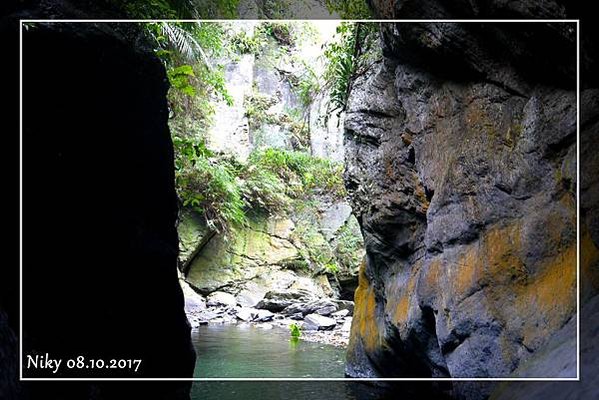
230, 30, 263, 54
145, 21, 378, 239
239, 165, 290, 214
118, 0, 185, 19
325, 0, 372, 19
145, 22, 232, 103
191, 0, 241, 18
290, 323, 301, 337
167, 65, 196, 97
158, 23, 209, 63
259, 22, 293, 46
174, 137, 247, 232
119, 0, 242, 18
294, 60, 321, 107
248, 149, 346, 198
175, 143, 346, 233
325, 262, 340, 274
244, 92, 279, 128
322, 22, 380, 117
229, 30, 267, 54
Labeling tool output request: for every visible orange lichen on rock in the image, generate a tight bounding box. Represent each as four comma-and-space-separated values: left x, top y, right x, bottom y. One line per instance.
424, 258, 442, 289
482, 223, 527, 287
387, 267, 420, 327
413, 177, 430, 213
433, 220, 575, 351
351, 261, 383, 353
452, 243, 483, 299
514, 243, 576, 349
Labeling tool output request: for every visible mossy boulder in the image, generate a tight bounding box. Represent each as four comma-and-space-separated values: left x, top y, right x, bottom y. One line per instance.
185, 216, 299, 295
178, 208, 212, 270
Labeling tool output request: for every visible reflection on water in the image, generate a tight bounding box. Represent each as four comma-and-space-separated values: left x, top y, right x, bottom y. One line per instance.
191, 324, 345, 378
190, 324, 376, 400
189, 324, 449, 400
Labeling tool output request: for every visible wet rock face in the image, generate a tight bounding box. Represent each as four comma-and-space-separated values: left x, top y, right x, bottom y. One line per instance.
345, 18, 577, 385
19, 16, 194, 399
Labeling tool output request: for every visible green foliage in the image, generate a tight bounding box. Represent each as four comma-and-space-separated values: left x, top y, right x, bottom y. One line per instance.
145, 22, 231, 104
146, 22, 235, 198
117, 0, 241, 18
286, 22, 380, 113
118, 0, 180, 19
322, 22, 380, 116
248, 149, 346, 198
258, 22, 294, 47
325, 262, 340, 274
229, 21, 311, 56
191, 0, 241, 18
239, 164, 290, 214
325, 0, 372, 19
244, 92, 279, 128
333, 217, 364, 270
175, 145, 345, 233
294, 60, 321, 107
230, 30, 265, 54
290, 323, 301, 337
167, 65, 196, 97
157, 23, 207, 62
145, 21, 377, 242
174, 137, 246, 232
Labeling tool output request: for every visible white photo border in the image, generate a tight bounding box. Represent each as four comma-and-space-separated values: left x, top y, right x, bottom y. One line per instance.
19, 18, 581, 382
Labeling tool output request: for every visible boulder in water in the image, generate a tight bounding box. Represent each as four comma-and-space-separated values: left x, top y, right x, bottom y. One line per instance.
207, 291, 237, 307
282, 298, 338, 316
255, 309, 274, 322
303, 314, 336, 331
236, 307, 258, 322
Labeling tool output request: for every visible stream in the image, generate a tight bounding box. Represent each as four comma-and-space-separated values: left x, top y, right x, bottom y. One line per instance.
190, 324, 384, 400
192, 324, 346, 378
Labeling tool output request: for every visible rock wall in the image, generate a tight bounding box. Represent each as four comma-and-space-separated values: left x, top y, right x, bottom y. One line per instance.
14, 3, 195, 398
345, 11, 579, 390
176, 22, 364, 337
181, 204, 361, 305
204, 22, 343, 161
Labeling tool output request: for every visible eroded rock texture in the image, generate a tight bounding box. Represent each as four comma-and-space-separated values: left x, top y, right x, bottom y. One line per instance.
345, 16, 579, 388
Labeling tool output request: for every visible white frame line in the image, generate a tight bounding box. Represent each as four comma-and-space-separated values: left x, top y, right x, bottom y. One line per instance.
19, 18, 581, 382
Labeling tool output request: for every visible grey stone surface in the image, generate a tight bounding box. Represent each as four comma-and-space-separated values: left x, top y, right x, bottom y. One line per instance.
206, 291, 237, 308
236, 281, 268, 307
256, 289, 313, 312
282, 299, 338, 316
180, 279, 207, 314
319, 202, 353, 241
255, 309, 275, 322
490, 295, 599, 400
236, 307, 258, 322
344, 4, 578, 388
331, 309, 349, 318
334, 300, 354, 315
303, 314, 337, 331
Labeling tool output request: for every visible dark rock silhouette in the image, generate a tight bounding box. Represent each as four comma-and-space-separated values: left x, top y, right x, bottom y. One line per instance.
3, 2, 195, 399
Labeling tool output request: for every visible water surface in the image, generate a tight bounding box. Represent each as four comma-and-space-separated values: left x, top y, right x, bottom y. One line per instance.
190, 324, 440, 400
191, 324, 345, 378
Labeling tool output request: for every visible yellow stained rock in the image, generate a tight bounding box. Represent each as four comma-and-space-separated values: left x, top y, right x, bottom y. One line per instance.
351, 261, 383, 353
